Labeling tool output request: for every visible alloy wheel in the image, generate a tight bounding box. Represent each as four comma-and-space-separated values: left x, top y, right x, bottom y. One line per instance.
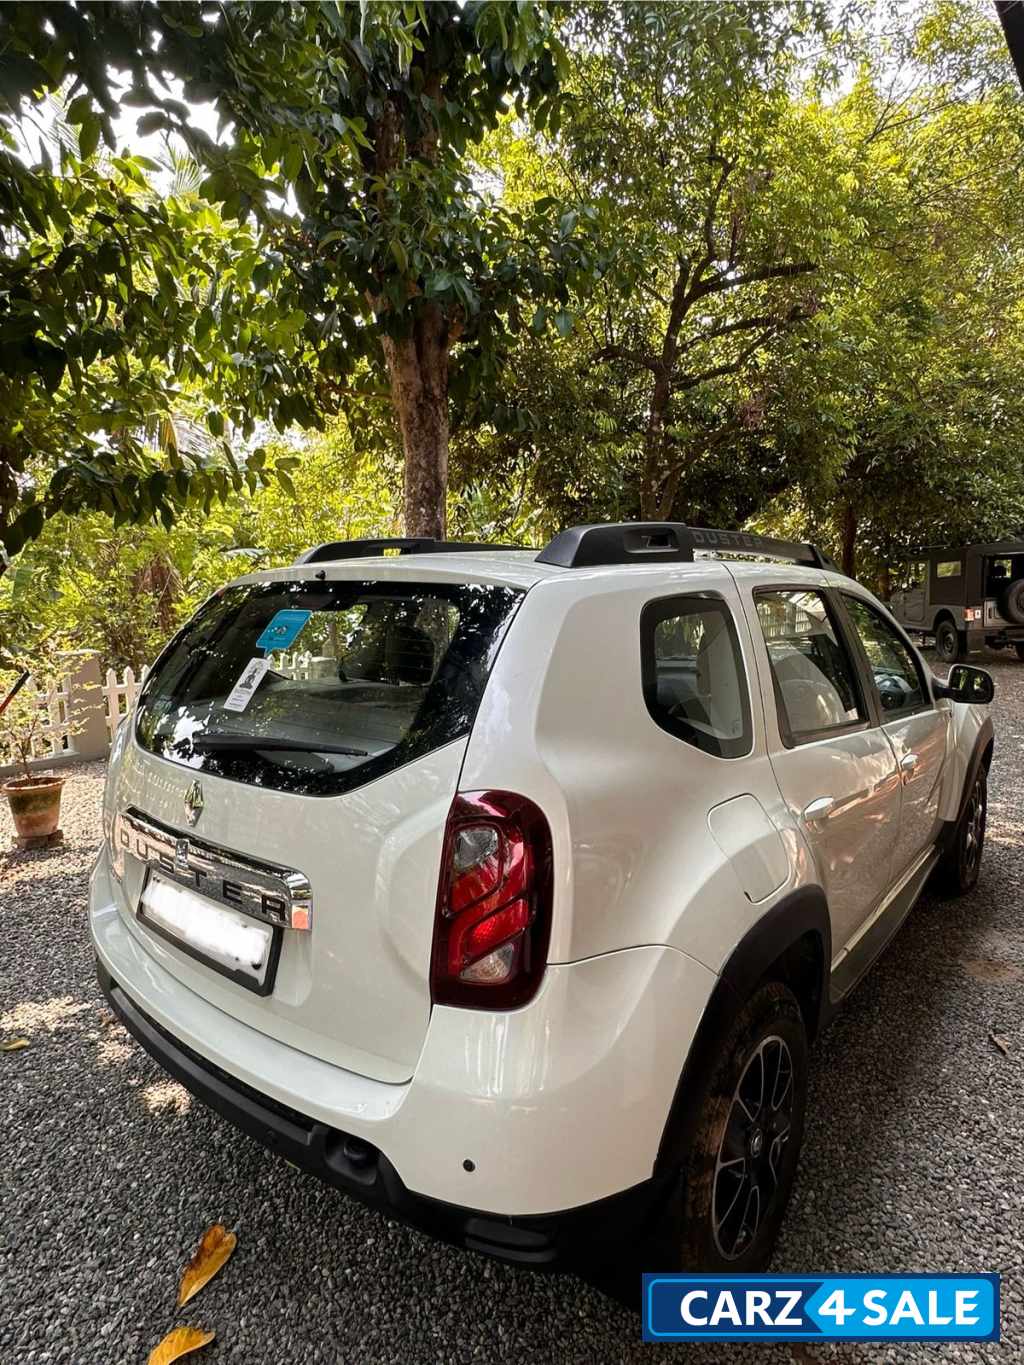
962, 779, 986, 881
712, 1035, 794, 1260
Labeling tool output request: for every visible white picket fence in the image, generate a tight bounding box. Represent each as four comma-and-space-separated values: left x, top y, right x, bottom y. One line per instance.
1, 655, 148, 773
4, 674, 78, 763
103, 664, 150, 738
2, 651, 347, 773
272, 650, 335, 680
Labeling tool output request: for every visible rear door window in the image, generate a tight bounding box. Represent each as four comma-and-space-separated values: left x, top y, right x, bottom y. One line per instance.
755, 589, 866, 744
136, 579, 523, 795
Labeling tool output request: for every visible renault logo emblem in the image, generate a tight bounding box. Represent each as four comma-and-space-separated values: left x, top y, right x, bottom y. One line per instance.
184, 780, 204, 827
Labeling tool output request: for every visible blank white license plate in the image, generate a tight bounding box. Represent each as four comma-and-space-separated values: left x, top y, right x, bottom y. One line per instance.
139, 874, 274, 990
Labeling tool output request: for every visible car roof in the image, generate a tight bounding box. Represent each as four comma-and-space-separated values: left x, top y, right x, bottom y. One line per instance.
235, 549, 552, 591
233, 550, 847, 595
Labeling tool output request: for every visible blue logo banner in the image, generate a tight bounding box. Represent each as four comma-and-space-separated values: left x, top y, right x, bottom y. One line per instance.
255, 609, 311, 652
642, 1274, 999, 1342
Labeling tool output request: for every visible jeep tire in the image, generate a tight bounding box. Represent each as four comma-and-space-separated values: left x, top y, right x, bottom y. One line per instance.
935, 618, 962, 663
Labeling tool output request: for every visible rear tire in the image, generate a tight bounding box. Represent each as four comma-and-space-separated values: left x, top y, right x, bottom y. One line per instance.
640, 983, 808, 1277
935, 618, 963, 664
933, 768, 987, 897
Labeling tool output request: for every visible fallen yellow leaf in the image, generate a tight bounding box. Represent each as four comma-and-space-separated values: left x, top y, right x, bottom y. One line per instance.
178, 1223, 237, 1307
147, 1326, 215, 1365
1, 1038, 29, 1052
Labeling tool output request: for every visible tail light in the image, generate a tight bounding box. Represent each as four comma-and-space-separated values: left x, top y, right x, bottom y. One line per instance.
431, 790, 553, 1010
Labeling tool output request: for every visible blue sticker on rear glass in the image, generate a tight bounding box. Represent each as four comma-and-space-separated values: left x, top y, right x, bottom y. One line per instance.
255, 609, 311, 652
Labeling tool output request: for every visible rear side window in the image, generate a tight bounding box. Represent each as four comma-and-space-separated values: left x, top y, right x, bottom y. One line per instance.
936, 560, 962, 578
641, 596, 751, 758
755, 589, 865, 743
136, 579, 523, 796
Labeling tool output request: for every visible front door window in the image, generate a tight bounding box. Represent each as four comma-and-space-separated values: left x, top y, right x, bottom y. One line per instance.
841, 597, 928, 718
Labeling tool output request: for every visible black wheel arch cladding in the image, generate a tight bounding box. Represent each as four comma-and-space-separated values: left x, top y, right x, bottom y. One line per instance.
654, 885, 829, 1176
938, 716, 994, 855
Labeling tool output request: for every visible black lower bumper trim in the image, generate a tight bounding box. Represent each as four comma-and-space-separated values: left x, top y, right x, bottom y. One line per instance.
97, 960, 664, 1268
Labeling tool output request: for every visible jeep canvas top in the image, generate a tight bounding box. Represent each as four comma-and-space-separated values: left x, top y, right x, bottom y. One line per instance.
91, 522, 994, 1280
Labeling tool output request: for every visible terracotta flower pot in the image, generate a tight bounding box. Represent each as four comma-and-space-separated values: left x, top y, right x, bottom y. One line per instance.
3, 773, 65, 840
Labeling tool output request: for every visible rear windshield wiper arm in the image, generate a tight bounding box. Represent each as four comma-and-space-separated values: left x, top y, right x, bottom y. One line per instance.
189, 734, 369, 757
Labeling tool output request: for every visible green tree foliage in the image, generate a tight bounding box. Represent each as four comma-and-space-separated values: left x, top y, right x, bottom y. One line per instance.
2, 0, 1022, 624
2, 0, 600, 541
757, 2, 1024, 577
453, 0, 1024, 583
447, 1, 860, 528
0, 87, 311, 558
1, 420, 397, 671
553, 1, 855, 519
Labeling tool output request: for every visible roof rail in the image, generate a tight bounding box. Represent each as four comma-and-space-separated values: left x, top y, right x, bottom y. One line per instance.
536, 522, 837, 571
293, 537, 523, 566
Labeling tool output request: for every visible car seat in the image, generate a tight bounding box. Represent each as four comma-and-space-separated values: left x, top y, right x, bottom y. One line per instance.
771, 646, 849, 732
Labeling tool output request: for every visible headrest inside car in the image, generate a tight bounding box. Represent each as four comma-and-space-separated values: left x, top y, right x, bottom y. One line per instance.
385, 623, 435, 685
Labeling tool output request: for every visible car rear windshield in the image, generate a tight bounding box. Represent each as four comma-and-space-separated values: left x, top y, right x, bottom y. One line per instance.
135, 578, 523, 796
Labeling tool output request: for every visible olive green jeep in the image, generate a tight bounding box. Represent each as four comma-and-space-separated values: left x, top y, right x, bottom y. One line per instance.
889, 539, 1024, 663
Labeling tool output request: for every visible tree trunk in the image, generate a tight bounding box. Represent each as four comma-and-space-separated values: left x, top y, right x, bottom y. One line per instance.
841, 502, 858, 578
639, 370, 672, 519
381, 304, 449, 539
369, 83, 450, 541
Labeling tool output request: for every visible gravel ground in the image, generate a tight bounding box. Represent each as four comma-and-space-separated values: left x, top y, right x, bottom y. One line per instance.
2, 654, 1022, 1365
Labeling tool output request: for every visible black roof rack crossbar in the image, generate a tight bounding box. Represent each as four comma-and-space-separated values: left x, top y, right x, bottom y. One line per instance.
536, 522, 837, 571
294, 537, 523, 566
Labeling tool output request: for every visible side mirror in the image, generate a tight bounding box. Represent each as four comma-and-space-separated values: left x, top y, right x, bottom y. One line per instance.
935, 664, 995, 705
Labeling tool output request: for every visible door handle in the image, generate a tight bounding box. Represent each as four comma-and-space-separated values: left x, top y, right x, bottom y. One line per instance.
900, 752, 919, 777
802, 796, 835, 823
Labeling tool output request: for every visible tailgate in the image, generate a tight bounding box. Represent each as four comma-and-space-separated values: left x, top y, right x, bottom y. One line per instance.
108, 572, 523, 1083
108, 740, 464, 1083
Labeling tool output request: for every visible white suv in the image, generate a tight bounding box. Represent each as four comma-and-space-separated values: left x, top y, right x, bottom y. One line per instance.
90, 522, 994, 1277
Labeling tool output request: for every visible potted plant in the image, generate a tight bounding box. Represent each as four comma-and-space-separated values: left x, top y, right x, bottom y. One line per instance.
1, 652, 77, 845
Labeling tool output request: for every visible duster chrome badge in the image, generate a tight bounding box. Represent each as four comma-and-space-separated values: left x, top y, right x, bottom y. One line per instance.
115, 808, 312, 931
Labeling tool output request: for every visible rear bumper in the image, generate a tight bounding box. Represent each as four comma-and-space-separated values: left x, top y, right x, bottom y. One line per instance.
90, 845, 715, 1249
962, 623, 1024, 651
97, 959, 667, 1267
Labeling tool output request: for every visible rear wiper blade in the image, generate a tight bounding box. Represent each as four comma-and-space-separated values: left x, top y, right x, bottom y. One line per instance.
190, 734, 369, 757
